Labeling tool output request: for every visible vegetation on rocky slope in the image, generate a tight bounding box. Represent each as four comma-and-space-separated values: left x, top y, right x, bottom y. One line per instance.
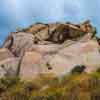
0, 71, 100, 100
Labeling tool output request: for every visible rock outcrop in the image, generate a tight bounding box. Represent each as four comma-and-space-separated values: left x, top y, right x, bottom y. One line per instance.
1, 20, 100, 80
3, 32, 35, 57
3, 20, 96, 56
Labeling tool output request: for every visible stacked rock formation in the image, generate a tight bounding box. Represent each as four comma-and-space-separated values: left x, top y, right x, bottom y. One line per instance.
1, 20, 100, 80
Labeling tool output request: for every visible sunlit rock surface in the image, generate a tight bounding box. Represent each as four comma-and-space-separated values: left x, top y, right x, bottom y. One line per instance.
1, 21, 100, 80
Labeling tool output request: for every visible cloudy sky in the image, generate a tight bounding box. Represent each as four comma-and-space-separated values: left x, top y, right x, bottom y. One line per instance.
0, 0, 100, 46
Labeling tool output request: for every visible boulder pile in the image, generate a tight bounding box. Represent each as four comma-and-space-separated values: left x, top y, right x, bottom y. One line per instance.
1, 20, 100, 80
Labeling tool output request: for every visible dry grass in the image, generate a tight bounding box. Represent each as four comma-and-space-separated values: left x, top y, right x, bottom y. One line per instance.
0, 72, 100, 100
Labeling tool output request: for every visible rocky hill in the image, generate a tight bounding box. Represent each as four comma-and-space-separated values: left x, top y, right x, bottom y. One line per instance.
0, 20, 100, 80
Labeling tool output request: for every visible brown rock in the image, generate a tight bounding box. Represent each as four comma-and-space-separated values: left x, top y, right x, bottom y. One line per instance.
48, 23, 86, 43
3, 21, 96, 57
34, 27, 49, 42
25, 23, 47, 34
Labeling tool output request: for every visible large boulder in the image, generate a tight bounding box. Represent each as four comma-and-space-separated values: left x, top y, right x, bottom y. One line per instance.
58, 40, 100, 72
3, 21, 96, 57
3, 32, 35, 57
24, 23, 47, 34
2, 21, 99, 80
34, 27, 49, 42
47, 22, 95, 43
19, 40, 100, 80
80, 20, 96, 34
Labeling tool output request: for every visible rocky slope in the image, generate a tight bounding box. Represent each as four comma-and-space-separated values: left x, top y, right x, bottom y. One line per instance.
1, 20, 100, 80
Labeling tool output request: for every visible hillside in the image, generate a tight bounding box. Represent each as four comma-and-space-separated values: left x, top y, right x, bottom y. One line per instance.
0, 20, 100, 100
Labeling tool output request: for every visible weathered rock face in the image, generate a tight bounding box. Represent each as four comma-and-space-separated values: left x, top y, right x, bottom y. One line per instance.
80, 20, 96, 34
20, 40, 100, 80
24, 23, 47, 34
3, 21, 96, 57
2, 21, 100, 80
4, 32, 35, 57
20, 51, 43, 80
48, 23, 84, 43
58, 40, 100, 73
0, 48, 19, 78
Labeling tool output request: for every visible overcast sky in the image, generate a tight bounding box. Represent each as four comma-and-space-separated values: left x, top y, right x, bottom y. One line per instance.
0, 0, 100, 46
